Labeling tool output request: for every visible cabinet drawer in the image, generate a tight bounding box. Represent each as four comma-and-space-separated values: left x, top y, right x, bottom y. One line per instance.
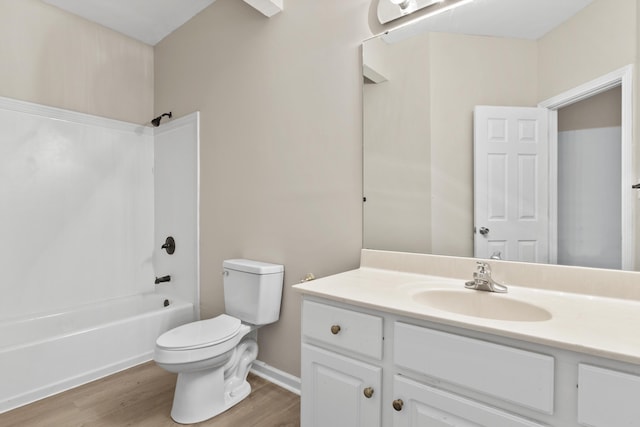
578, 364, 640, 427
392, 375, 546, 427
302, 300, 383, 360
394, 322, 554, 414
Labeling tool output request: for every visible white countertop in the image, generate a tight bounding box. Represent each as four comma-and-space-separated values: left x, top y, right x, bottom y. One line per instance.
294, 266, 640, 365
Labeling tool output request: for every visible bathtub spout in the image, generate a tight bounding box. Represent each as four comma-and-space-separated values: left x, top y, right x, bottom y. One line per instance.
155, 275, 171, 284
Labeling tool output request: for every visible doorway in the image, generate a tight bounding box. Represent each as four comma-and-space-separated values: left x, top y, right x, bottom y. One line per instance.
473, 66, 634, 269
540, 65, 634, 270
556, 87, 622, 269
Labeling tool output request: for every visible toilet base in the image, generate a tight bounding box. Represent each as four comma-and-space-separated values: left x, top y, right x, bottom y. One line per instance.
170, 368, 252, 424
167, 337, 258, 424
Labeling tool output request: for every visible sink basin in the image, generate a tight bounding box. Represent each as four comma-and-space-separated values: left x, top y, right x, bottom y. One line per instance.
412, 289, 552, 322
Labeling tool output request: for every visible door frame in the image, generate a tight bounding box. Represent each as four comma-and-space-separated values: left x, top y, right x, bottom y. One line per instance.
538, 65, 634, 270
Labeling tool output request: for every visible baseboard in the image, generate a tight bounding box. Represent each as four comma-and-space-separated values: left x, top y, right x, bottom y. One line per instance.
250, 360, 301, 396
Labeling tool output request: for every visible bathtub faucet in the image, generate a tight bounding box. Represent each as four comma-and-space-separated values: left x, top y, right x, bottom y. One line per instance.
155, 275, 171, 284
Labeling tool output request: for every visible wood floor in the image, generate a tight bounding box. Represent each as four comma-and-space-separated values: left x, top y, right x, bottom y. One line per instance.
1, 362, 300, 426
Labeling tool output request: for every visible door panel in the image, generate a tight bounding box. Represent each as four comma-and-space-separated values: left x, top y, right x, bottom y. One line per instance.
474, 106, 549, 262
393, 375, 547, 427
301, 344, 381, 427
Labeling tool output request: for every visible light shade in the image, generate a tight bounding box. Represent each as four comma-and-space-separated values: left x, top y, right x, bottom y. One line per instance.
378, 0, 463, 25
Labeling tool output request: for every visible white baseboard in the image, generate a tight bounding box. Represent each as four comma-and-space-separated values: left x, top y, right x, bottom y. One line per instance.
250, 360, 301, 396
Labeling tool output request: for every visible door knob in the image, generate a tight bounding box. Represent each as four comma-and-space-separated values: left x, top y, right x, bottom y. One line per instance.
392, 399, 404, 411
479, 227, 490, 236
363, 387, 374, 398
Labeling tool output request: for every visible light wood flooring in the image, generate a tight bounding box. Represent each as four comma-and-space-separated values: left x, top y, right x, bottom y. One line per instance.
1, 362, 300, 426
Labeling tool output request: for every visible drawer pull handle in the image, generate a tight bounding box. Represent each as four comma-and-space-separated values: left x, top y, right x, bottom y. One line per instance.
330, 325, 341, 335
363, 387, 374, 398
392, 399, 404, 411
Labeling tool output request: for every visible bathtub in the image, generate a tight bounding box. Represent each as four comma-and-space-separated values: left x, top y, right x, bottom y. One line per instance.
0, 293, 194, 414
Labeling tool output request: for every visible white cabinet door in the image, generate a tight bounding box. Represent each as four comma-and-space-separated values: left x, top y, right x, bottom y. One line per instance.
301, 343, 382, 427
392, 375, 546, 427
394, 322, 555, 414
578, 364, 640, 427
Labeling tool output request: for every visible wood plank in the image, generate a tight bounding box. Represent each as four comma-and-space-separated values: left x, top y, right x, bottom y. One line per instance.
1, 362, 300, 426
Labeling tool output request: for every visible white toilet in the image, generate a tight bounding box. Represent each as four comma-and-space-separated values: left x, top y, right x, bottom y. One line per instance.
154, 259, 284, 424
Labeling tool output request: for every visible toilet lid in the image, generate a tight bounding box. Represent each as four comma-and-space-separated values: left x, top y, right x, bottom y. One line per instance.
156, 314, 241, 350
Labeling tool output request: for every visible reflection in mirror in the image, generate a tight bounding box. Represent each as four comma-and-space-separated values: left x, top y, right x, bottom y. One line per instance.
362, 0, 638, 270
377, 0, 475, 25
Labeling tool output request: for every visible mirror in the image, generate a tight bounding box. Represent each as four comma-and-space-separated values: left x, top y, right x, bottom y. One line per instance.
363, 0, 638, 270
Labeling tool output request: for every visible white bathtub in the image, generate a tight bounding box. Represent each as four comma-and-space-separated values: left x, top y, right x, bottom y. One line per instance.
0, 293, 194, 413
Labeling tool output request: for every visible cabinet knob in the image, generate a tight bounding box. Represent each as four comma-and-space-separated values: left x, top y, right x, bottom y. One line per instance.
363, 387, 374, 398
330, 325, 341, 335
392, 399, 404, 411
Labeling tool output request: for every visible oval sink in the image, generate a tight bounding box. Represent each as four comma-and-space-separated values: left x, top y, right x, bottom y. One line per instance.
412, 289, 552, 322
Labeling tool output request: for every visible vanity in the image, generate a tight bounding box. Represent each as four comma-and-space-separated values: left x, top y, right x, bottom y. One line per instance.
294, 250, 640, 427
326, 0, 640, 424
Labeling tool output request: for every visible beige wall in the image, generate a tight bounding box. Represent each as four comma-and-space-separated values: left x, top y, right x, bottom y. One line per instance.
0, 0, 153, 124
537, 0, 636, 101
429, 33, 538, 256
538, 0, 639, 269
4, 0, 639, 382
155, 0, 371, 376
363, 33, 432, 254
558, 86, 622, 132
363, 32, 538, 257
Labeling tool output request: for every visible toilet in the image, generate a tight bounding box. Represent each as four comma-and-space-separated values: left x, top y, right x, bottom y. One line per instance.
154, 259, 284, 424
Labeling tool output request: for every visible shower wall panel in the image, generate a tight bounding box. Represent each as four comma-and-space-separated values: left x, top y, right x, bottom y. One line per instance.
0, 97, 154, 320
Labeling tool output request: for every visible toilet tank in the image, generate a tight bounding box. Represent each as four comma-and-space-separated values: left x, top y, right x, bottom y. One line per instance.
222, 259, 284, 325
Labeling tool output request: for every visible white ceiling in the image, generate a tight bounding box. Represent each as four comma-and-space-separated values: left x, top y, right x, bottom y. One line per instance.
383, 0, 596, 43
42, 0, 217, 46
42, 0, 596, 46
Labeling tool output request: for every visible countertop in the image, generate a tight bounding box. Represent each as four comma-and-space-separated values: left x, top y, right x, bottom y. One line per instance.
294, 266, 640, 365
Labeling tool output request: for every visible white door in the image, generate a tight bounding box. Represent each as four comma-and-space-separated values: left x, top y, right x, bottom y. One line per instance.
473, 106, 549, 263
301, 344, 382, 427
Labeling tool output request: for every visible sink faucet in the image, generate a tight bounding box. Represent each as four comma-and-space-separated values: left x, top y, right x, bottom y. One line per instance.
465, 262, 507, 293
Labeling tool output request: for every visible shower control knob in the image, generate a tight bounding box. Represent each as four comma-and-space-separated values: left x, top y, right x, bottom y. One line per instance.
330, 325, 341, 335
161, 236, 176, 254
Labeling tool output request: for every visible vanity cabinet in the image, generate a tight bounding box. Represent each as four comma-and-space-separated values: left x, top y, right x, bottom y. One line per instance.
394, 322, 554, 414
577, 364, 640, 427
301, 300, 384, 427
301, 298, 552, 426
392, 375, 545, 427
300, 296, 640, 426
301, 344, 382, 427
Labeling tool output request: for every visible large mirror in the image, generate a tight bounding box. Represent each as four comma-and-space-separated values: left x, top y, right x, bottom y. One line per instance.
363, 0, 639, 270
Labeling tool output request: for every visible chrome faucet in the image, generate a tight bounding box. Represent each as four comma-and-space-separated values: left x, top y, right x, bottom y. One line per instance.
465, 262, 507, 293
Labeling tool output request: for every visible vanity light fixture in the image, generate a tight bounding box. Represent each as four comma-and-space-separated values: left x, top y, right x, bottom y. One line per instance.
389, 0, 422, 11
378, 0, 473, 24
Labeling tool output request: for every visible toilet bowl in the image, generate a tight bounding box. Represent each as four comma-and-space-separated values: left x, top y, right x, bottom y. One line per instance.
154, 259, 284, 424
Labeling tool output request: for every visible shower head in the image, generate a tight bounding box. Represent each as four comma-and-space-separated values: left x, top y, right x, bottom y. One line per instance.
151, 112, 172, 127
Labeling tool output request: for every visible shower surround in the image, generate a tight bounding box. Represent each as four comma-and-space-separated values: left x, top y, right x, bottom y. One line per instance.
0, 97, 199, 412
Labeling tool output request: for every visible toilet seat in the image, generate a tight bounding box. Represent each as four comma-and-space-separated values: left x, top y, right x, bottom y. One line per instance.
156, 314, 241, 351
